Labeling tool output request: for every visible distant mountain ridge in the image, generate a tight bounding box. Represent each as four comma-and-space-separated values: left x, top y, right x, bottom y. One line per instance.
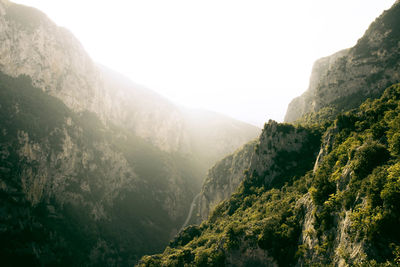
0, 0, 259, 157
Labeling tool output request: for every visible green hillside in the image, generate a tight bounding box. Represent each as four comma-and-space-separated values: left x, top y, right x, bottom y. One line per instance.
0, 71, 200, 265
139, 84, 400, 266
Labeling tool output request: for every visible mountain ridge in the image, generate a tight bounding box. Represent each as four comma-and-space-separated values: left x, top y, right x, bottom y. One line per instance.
139, 1, 400, 265
285, 0, 400, 122
0, 0, 259, 265
0, 0, 260, 155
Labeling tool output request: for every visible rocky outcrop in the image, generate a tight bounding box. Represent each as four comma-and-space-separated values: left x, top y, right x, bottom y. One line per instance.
284, 49, 349, 122
0, 0, 105, 115
285, 1, 400, 122
0, 1, 260, 265
140, 2, 400, 265
248, 121, 320, 188
297, 140, 368, 266
194, 140, 256, 223
138, 120, 322, 266
0, 72, 200, 264
0, 0, 259, 158
140, 82, 400, 266
192, 120, 321, 225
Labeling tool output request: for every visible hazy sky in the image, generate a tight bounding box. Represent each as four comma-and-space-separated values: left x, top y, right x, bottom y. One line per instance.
13, 0, 395, 126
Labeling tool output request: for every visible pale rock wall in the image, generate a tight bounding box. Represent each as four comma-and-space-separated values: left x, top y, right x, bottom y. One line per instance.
285, 1, 400, 122
0, 0, 260, 163
195, 140, 256, 222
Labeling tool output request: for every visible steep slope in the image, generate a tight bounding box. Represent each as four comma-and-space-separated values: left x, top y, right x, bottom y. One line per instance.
299, 84, 400, 265
0, 72, 201, 265
0, 0, 259, 265
0, 0, 259, 161
139, 120, 322, 266
139, 84, 400, 267
176, 0, 400, 229
285, 0, 400, 122
99, 67, 260, 160
140, 2, 400, 266
193, 140, 257, 224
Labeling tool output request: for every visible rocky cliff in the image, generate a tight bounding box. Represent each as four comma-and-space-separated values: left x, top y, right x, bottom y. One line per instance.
140, 2, 400, 266
181, 0, 400, 229
191, 120, 321, 226
0, 72, 201, 265
139, 120, 321, 266
193, 140, 256, 223
189, 0, 400, 230
0, 0, 259, 159
285, 1, 400, 122
140, 83, 400, 266
0, 0, 260, 265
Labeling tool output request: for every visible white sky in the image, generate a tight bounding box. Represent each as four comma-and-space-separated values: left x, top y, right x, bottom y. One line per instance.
13, 0, 396, 126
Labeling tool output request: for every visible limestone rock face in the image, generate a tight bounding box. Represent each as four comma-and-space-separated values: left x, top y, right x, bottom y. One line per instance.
285, 1, 400, 122
297, 129, 367, 267
195, 140, 256, 223
193, 120, 320, 225
0, 0, 104, 114
0, 71, 199, 264
0, 0, 185, 153
284, 49, 350, 122
249, 121, 318, 187
0, 0, 259, 158
0, 0, 260, 264
139, 2, 400, 265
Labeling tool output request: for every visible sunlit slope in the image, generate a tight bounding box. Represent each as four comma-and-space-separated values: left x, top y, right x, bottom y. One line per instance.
0, 0, 259, 265
140, 1, 400, 265
0, 71, 204, 265
285, 0, 400, 122
139, 82, 400, 266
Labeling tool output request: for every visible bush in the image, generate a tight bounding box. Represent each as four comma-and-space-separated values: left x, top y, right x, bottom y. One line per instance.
351, 142, 390, 179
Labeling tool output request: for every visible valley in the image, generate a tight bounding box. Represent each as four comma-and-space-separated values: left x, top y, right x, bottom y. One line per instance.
1, 0, 400, 266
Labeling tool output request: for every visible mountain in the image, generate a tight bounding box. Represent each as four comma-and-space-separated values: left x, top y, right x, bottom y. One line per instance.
182, 110, 260, 170
98, 67, 259, 164
191, 0, 400, 228
0, 0, 259, 163
285, 1, 400, 122
0, 71, 196, 265
0, 0, 259, 265
142, 83, 400, 266
139, 119, 321, 266
140, 2, 400, 266
193, 140, 256, 224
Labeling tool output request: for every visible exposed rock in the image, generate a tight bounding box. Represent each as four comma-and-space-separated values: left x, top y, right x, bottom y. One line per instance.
139, 2, 400, 265
0, 0, 259, 160
285, 1, 400, 122
0, 1, 260, 264
195, 140, 256, 223
192, 120, 320, 226
249, 121, 319, 187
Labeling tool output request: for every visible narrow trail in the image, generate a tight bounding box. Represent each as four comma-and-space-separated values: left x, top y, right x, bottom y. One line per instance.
180, 193, 201, 230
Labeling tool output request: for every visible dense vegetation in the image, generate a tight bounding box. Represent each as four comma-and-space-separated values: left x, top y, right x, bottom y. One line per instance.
2, 1, 400, 265
139, 122, 322, 266
0, 72, 201, 266
308, 84, 400, 265
139, 84, 400, 266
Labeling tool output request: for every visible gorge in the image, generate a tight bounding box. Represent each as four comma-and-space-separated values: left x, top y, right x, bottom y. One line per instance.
1, 0, 400, 266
